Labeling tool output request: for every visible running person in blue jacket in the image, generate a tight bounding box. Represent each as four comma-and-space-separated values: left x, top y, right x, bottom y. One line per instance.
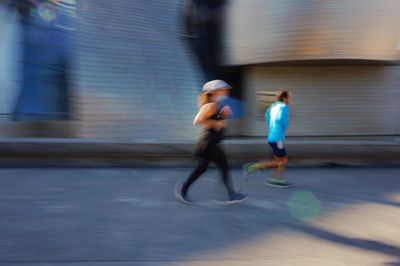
243, 90, 291, 187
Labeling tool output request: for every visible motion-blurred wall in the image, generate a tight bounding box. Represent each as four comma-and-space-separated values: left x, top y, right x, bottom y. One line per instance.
0, 0, 203, 141
74, 0, 203, 141
223, 0, 400, 64
0, 4, 21, 122
1, 0, 399, 141
222, 0, 400, 137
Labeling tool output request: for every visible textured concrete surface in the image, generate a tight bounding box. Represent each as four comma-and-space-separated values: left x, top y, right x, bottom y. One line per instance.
0, 137, 399, 167
0, 166, 399, 265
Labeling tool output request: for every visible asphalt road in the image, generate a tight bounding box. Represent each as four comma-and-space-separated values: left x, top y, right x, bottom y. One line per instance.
0, 166, 399, 265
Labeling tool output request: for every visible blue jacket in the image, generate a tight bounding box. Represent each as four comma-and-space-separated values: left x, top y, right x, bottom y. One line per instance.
265, 101, 289, 143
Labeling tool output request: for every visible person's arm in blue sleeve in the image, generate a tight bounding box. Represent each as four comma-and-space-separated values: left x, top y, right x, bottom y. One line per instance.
265, 107, 271, 128
281, 105, 289, 130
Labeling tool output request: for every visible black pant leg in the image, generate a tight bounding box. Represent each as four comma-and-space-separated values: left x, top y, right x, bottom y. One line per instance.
182, 156, 210, 195
210, 144, 235, 196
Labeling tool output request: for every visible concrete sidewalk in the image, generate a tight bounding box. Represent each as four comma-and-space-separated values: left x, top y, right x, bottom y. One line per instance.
0, 136, 399, 167
0, 166, 399, 265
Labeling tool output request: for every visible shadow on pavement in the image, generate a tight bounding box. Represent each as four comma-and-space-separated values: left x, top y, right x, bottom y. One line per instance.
288, 223, 400, 258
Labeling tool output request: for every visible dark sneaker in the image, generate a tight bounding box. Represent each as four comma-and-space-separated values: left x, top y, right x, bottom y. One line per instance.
242, 162, 260, 179
265, 178, 292, 188
175, 182, 195, 204
177, 192, 195, 204
227, 191, 248, 204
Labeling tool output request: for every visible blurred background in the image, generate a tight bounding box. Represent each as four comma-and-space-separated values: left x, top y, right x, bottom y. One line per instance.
0, 2, 399, 265
0, 0, 399, 142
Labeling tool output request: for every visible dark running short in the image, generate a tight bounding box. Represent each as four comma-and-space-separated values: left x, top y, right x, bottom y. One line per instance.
269, 142, 287, 158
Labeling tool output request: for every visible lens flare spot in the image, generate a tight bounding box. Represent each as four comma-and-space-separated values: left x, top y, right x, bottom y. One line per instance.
287, 190, 321, 222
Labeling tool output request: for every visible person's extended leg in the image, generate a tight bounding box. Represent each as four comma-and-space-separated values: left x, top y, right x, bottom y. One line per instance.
243, 142, 285, 177
210, 145, 235, 196
212, 145, 248, 203
181, 157, 210, 196
269, 156, 288, 181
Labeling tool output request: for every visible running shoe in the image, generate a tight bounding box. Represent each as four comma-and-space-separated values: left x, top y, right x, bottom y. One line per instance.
242, 162, 261, 179
265, 178, 292, 188
227, 191, 248, 204
175, 182, 195, 204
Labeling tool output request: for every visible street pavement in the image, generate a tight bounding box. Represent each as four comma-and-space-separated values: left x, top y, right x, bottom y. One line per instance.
0, 166, 399, 265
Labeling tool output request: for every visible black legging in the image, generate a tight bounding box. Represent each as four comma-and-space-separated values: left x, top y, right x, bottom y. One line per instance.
182, 143, 235, 196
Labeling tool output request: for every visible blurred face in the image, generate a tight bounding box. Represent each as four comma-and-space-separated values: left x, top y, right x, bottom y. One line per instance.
284, 96, 291, 105
213, 88, 230, 98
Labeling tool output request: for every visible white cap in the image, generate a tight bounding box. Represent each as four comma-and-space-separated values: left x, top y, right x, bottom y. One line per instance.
202, 80, 232, 93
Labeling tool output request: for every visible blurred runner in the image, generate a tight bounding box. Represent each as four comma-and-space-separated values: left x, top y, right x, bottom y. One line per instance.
243, 90, 291, 187
176, 80, 248, 204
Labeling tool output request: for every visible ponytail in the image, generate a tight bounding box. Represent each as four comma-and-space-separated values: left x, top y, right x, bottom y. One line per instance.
198, 92, 212, 107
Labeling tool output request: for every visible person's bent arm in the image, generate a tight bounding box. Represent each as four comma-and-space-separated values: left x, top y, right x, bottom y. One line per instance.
193, 103, 226, 131
265, 107, 271, 129
281, 105, 289, 130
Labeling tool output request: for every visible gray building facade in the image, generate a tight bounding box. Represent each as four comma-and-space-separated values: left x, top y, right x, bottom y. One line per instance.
0, 0, 203, 141
1, 0, 399, 142
222, 0, 400, 137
